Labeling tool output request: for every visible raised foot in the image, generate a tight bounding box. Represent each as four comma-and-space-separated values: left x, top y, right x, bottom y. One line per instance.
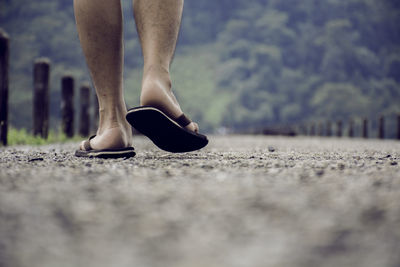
140, 65, 199, 133
126, 107, 208, 153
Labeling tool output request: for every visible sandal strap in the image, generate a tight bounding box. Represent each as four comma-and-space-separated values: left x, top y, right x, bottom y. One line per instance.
175, 113, 191, 127
83, 135, 96, 151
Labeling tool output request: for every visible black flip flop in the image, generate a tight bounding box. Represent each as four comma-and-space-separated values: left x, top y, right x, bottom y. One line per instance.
126, 106, 208, 153
75, 135, 136, 158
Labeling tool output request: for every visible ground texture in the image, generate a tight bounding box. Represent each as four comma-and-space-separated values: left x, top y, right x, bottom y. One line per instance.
1, 135, 400, 267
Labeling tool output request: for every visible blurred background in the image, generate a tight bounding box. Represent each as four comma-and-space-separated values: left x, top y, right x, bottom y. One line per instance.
1, 0, 400, 136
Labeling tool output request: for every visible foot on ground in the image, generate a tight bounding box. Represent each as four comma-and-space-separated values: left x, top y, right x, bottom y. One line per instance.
79, 117, 132, 151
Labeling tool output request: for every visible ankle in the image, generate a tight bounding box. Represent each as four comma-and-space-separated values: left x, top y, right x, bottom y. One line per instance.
98, 106, 128, 128
96, 119, 132, 143
143, 64, 170, 77
143, 65, 171, 87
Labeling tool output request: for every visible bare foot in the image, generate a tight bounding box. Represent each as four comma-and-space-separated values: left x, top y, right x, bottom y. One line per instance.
140, 65, 199, 133
79, 108, 132, 151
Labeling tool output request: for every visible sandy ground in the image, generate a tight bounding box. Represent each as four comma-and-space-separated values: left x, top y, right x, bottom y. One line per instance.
0, 135, 400, 267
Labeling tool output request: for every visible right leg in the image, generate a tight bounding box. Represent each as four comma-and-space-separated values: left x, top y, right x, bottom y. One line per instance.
133, 0, 198, 132
74, 0, 132, 150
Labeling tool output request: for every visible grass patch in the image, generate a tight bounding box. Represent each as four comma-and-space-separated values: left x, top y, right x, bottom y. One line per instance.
7, 128, 83, 146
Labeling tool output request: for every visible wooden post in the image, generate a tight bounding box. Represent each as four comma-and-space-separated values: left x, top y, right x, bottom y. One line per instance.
61, 76, 74, 138
397, 114, 400, 140
302, 124, 307, 136
378, 115, 384, 139
348, 119, 354, 138
318, 122, 324, 136
336, 121, 342, 137
362, 118, 368, 138
92, 89, 99, 132
310, 123, 316, 136
0, 29, 9, 146
326, 121, 332, 137
79, 83, 90, 137
302, 124, 308, 136
33, 58, 50, 138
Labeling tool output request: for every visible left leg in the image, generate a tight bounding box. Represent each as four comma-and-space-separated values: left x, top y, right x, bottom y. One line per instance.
74, 0, 132, 151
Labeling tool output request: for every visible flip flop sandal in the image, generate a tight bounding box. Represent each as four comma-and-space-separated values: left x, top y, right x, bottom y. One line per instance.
126, 106, 208, 153
75, 135, 136, 158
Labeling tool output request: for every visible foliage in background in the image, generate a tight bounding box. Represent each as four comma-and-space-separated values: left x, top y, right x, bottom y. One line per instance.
1, 0, 399, 135
216, 0, 400, 129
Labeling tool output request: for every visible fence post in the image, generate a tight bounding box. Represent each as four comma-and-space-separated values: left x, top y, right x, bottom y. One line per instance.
348, 119, 354, 138
295, 124, 301, 136
318, 122, 324, 136
362, 118, 368, 138
378, 115, 384, 139
302, 124, 307, 136
310, 123, 316, 136
397, 114, 400, 140
302, 124, 308, 136
33, 58, 50, 138
92, 89, 99, 132
0, 29, 9, 146
61, 75, 74, 138
336, 121, 342, 137
326, 121, 332, 137
79, 83, 90, 137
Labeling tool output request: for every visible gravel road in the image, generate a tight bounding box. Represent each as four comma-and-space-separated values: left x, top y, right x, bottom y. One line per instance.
1, 135, 400, 267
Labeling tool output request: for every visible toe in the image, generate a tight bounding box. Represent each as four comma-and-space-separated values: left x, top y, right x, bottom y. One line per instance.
185, 122, 199, 133
193, 122, 199, 133
79, 138, 94, 151
79, 140, 86, 151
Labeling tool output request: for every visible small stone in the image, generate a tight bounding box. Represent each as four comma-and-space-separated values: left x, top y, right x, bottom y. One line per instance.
338, 163, 345, 170
28, 157, 44, 162
390, 161, 398, 166
372, 180, 382, 187
360, 207, 386, 225
201, 165, 214, 169
268, 146, 276, 152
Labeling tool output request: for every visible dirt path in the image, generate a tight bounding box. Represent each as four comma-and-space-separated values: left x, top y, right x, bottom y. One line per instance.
1, 136, 400, 267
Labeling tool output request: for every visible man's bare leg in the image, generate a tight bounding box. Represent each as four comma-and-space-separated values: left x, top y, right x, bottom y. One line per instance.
74, 0, 132, 150
134, 0, 198, 132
